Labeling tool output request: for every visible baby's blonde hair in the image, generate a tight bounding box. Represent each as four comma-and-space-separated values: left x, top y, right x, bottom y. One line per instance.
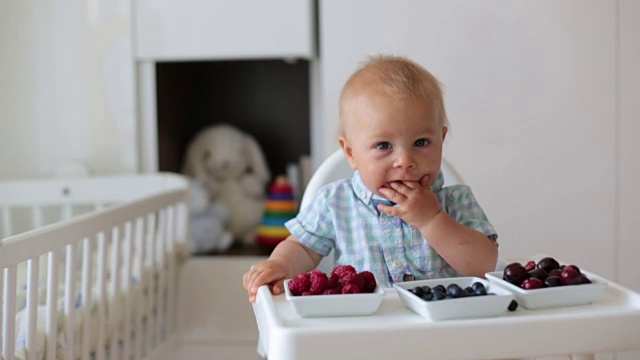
339, 55, 449, 135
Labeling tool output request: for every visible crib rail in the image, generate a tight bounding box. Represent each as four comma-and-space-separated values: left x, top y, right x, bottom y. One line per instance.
0, 174, 189, 360
0, 174, 186, 239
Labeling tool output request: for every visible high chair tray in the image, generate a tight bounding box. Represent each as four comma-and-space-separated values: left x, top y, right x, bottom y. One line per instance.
252, 272, 640, 360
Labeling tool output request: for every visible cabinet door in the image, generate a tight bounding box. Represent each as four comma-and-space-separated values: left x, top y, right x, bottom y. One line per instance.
319, 0, 617, 279
133, 0, 314, 61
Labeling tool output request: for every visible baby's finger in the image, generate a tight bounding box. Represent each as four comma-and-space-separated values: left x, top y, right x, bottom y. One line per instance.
272, 280, 285, 295
243, 272, 250, 291
388, 181, 417, 196
398, 181, 419, 190
379, 186, 402, 203
376, 203, 396, 216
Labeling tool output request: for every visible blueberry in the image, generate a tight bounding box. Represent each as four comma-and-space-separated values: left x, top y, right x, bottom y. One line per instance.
508, 300, 518, 311
472, 282, 486, 292
474, 287, 487, 296
465, 286, 476, 296
411, 286, 425, 297
432, 290, 445, 301
421, 292, 434, 301
446, 284, 467, 298
421, 285, 432, 294
433, 285, 446, 294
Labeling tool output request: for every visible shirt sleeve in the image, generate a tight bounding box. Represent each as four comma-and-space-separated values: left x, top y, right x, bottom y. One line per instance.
441, 185, 498, 243
285, 185, 338, 256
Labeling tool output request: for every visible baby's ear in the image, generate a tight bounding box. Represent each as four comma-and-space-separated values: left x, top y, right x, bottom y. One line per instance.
339, 137, 357, 170
441, 126, 448, 141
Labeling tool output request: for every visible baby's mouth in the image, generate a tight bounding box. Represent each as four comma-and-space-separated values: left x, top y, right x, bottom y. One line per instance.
382, 180, 404, 188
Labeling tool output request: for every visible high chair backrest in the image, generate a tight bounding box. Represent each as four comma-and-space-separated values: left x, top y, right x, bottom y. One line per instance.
301, 149, 464, 273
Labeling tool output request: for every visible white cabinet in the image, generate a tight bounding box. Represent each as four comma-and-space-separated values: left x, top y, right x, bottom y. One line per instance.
133, 0, 315, 61
132, 0, 317, 173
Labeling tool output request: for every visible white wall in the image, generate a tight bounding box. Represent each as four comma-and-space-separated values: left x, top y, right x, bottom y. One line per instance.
618, 0, 640, 294
2, 1, 639, 294
0, 0, 137, 180
319, 0, 639, 292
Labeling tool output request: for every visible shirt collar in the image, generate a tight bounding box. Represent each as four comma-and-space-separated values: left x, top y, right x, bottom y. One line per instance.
351, 170, 445, 209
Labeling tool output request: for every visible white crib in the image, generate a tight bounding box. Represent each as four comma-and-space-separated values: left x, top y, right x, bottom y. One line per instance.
0, 173, 190, 360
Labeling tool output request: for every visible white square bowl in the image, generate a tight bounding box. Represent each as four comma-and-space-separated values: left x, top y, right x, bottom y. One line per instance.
284, 279, 385, 318
485, 270, 607, 310
393, 277, 515, 321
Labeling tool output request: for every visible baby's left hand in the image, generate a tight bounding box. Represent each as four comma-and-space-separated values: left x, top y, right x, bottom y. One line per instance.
377, 181, 441, 229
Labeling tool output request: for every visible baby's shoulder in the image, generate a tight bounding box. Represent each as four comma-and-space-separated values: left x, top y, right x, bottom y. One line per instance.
441, 184, 473, 195
316, 178, 354, 199
440, 184, 481, 207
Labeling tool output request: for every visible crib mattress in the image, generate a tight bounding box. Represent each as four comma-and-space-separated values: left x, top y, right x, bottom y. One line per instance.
253, 271, 640, 359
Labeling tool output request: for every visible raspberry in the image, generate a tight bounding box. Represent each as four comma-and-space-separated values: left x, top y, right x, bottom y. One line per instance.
288, 272, 311, 296
338, 271, 365, 290
331, 265, 356, 279
341, 283, 362, 294
310, 269, 325, 277
288, 266, 374, 296
358, 271, 377, 293
310, 270, 329, 294
323, 288, 340, 295
327, 275, 340, 290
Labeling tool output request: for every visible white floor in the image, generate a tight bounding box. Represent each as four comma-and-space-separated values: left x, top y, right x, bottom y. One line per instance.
164, 256, 267, 360
163, 342, 258, 360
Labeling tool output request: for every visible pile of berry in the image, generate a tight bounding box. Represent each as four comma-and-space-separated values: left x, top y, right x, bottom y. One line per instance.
288, 265, 377, 296
409, 281, 518, 311
409, 281, 491, 301
503, 257, 592, 290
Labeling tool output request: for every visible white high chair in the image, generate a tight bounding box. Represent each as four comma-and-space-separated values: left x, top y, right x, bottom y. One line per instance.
301, 148, 464, 274
257, 149, 595, 360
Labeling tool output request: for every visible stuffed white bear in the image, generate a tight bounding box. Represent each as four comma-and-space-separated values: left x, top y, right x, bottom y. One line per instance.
188, 177, 234, 253
182, 124, 271, 246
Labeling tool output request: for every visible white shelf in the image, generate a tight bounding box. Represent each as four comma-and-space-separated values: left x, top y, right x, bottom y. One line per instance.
133, 0, 315, 61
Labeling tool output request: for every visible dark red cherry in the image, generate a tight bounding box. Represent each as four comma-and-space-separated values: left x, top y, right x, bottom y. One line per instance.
544, 275, 562, 287
578, 275, 592, 284
560, 268, 582, 285
548, 269, 562, 277
521, 278, 544, 290
503, 263, 529, 286
536, 257, 560, 273
564, 264, 581, 275
528, 268, 548, 282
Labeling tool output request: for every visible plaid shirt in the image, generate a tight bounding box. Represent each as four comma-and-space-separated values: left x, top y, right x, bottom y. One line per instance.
286, 170, 497, 288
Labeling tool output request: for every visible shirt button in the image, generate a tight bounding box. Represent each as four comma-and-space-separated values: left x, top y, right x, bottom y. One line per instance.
393, 260, 402, 268
361, 191, 366, 198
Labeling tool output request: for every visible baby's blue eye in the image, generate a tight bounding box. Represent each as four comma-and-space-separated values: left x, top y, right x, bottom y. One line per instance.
376, 142, 391, 150
415, 138, 430, 147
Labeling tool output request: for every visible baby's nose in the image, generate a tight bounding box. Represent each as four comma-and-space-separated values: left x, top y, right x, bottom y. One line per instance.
394, 151, 416, 168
